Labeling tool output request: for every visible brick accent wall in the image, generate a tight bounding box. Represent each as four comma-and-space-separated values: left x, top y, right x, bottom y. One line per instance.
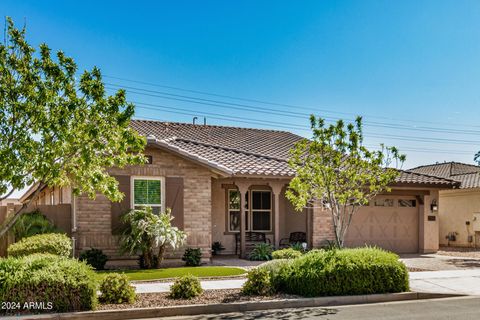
74, 146, 214, 262
310, 204, 336, 248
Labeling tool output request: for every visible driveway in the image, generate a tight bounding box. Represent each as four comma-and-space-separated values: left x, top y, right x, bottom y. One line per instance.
400, 253, 480, 271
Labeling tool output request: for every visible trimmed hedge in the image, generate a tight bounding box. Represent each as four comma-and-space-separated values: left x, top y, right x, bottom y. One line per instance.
169, 274, 203, 299
241, 267, 274, 296
272, 248, 302, 260
278, 247, 409, 297
100, 273, 136, 304
7, 233, 72, 257
0, 254, 98, 314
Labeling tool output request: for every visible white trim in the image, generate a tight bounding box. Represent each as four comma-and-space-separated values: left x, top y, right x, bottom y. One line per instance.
130, 176, 166, 213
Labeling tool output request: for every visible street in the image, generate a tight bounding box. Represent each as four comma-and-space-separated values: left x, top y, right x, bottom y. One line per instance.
154, 296, 480, 320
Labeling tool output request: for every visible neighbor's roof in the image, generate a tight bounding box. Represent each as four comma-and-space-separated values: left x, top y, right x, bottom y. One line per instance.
130, 120, 459, 187
409, 162, 480, 189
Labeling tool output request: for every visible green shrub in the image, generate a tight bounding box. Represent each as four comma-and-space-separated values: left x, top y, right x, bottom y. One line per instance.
169, 274, 203, 299
12, 210, 60, 241
249, 243, 273, 261
0, 254, 97, 314
7, 233, 72, 257
80, 248, 108, 270
99, 273, 136, 304
241, 267, 275, 296
289, 242, 305, 251
278, 247, 409, 297
272, 248, 302, 260
258, 259, 293, 291
182, 248, 202, 266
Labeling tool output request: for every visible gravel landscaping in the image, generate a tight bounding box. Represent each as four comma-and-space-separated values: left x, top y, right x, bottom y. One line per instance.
437, 247, 480, 259
98, 289, 301, 310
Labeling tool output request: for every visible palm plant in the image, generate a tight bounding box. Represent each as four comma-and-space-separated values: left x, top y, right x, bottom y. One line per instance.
119, 206, 187, 268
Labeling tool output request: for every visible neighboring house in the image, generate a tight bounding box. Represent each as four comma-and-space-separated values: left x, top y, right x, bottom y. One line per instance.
17, 121, 459, 264
0, 198, 20, 206
410, 162, 480, 248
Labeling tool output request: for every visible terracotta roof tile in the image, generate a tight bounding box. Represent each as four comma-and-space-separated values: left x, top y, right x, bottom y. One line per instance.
409, 162, 480, 188
130, 120, 459, 187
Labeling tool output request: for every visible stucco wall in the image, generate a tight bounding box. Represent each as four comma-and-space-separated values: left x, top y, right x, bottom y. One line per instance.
438, 188, 480, 247
211, 178, 307, 254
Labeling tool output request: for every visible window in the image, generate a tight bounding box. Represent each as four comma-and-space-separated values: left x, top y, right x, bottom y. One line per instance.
374, 199, 394, 207
399, 199, 416, 207
227, 189, 272, 232
132, 177, 164, 214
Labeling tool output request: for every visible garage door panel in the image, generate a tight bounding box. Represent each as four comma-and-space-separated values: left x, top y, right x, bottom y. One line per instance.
345, 204, 418, 253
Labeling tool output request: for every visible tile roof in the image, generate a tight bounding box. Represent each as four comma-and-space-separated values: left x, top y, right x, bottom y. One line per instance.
409, 162, 480, 189
130, 120, 458, 187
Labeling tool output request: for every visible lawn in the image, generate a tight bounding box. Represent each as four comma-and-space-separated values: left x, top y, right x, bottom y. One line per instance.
96, 266, 246, 281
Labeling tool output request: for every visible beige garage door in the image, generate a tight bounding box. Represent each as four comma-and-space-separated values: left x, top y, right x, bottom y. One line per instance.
344, 198, 419, 253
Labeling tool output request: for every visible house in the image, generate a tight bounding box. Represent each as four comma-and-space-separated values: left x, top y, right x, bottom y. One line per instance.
410, 162, 480, 248
16, 120, 459, 265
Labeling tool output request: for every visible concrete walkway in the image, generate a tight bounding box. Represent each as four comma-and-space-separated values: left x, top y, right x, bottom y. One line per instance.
134, 269, 480, 295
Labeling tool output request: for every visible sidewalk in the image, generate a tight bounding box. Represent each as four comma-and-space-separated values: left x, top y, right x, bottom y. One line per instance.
134, 269, 480, 295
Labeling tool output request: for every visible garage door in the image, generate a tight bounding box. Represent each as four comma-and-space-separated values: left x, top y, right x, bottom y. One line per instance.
344, 198, 419, 253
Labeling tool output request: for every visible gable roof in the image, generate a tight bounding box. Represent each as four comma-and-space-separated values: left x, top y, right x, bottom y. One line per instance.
409, 162, 480, 189
130, 120, 459, 187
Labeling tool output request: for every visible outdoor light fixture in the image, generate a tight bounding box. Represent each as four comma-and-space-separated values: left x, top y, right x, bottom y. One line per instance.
430, 200, 438, 212
301, 242, 308, 251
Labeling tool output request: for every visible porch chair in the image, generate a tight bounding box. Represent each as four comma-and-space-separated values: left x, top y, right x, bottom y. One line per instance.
279, 231, 307, 248
235, 232, 271, 256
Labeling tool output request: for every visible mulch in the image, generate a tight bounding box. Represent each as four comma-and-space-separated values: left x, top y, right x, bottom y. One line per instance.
98, 289, 301, 310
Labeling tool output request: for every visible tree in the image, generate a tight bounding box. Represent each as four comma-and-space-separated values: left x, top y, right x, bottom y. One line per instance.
119, 207, 187, 269
0, 18, 146, 237
286, 115, 405, 248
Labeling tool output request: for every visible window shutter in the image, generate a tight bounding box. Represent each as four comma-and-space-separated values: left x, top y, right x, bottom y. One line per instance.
165, 177, 184, 229
111, 175, 131, 234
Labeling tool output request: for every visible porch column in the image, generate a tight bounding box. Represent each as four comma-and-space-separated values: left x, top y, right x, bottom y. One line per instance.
237, 183, 249, 258
271, 183, 283, 248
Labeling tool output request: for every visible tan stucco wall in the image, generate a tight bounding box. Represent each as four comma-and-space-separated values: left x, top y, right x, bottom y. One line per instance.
438, 188, 480, 247
211, 178, 307, 254
75, 146, 215, 261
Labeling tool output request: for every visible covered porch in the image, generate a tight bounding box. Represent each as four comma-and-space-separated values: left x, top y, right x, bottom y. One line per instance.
211, 177, 310, 258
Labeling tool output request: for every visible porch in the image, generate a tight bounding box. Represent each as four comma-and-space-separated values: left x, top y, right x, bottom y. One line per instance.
211, 177, 310, 258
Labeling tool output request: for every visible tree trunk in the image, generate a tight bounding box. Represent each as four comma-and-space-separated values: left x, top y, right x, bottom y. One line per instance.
0, 182, 45, 239
156, 245, 166, 268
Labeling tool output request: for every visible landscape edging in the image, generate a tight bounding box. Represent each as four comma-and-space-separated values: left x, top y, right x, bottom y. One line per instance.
6, 292, 461, 320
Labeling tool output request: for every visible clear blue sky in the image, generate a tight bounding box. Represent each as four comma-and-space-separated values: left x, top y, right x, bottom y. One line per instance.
3, 0, 480, 173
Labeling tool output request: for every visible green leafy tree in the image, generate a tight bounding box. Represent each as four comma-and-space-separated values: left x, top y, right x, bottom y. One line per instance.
120, 206, 187, 268
286, 116, 405, 248
0, 18, 145, 237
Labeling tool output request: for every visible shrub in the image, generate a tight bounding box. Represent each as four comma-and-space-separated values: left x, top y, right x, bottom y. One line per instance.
7, 233, 71, 257
182, 248, 202, 266
289, 242, 305, 251
272, 248, 302, 260
258, 259, 293, 291
278, 247, 409, 297
0, 254, 97, 314
99, 273, 136, 304
249, 243, 273, 261
169, 274, 203, 299
79, 248, 108, 270
241, 267, 275, 296
12, 210, 60, 241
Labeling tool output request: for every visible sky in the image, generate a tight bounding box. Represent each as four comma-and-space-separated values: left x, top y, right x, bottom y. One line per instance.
3, 0, 480, 196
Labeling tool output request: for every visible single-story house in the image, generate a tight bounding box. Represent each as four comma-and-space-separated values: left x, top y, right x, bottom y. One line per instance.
15, 121, 459, 265
410, 161, 480, 248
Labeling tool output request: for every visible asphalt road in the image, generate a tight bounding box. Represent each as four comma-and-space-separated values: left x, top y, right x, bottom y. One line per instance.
152, 296, 480, 320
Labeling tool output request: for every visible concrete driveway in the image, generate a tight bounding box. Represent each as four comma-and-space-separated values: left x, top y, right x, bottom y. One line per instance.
402, 254, 480, 295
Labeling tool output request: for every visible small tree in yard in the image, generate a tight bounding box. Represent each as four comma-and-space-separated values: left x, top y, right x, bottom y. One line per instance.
0, 18, 146, 237
120, 206, 187, 269
286, 115, 406, 248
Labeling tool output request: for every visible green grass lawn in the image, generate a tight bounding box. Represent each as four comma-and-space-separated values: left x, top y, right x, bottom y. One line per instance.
96, 266, 246, 281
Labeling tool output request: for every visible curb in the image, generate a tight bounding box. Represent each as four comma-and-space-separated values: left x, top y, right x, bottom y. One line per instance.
5, 292, 461, 320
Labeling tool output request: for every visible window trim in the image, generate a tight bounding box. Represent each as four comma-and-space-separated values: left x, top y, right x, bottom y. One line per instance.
226, 189, 272, 233
130, 176, 166, 213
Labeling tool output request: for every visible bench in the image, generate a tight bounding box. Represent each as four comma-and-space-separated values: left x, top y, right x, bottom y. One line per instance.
235, 232, 271, 255
279, 231, 307, 248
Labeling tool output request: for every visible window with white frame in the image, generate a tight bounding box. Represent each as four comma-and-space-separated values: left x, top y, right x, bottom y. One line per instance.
227, 189, 272, 232
132, 177, 164, 215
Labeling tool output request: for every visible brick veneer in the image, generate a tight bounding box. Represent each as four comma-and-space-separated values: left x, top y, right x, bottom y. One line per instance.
74, 146, 213, 261
310, 204, 336, 247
